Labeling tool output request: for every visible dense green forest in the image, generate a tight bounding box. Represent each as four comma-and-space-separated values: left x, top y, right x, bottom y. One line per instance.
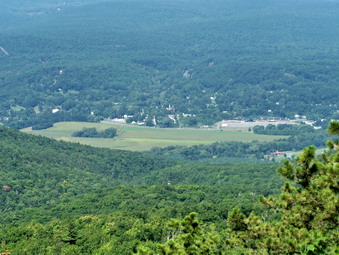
0, 126, 281, 217
0, 122, 338, 254
1, 0, 338, 253
0, 126, 173, 212
0, 126, 285, 253
1, 0, 339, 128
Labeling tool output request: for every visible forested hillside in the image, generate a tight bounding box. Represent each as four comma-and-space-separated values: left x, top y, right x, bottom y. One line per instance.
0, 126, 284, 253
0, 126, 281, 216
0, 126, 173, 212
0, 122, 337, 254
1, 0, 339, 128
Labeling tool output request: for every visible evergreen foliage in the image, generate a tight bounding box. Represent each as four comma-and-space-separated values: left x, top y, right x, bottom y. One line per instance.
224, 121, 339, 254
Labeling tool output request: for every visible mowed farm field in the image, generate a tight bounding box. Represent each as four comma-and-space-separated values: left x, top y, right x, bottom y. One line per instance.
21, 122, 287, 151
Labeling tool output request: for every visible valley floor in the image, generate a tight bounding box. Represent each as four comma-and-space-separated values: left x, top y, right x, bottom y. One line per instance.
21, 121, 286, 151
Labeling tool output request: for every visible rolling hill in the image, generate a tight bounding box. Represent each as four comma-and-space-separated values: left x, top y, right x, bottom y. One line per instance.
0, 125, 284, 254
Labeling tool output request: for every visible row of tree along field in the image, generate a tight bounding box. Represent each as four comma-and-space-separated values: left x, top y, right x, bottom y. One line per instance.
150, 129, 330, 160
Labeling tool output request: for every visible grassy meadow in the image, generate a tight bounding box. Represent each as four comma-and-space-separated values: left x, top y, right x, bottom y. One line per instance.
21, 122, 287, 151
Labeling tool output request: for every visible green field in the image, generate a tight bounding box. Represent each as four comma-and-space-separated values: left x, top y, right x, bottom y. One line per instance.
21, 122, 287, 151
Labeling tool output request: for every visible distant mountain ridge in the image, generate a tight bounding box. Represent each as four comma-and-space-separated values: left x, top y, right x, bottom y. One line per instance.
0, 0, 338, 129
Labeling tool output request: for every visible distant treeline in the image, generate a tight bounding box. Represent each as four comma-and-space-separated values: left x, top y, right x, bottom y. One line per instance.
72, 127, 118, 138
32, 122, 54, 130
150, 130, 330, 160
252, 124, 315, 135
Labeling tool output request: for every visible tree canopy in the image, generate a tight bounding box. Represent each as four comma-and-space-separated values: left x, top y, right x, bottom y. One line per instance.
0, 120, 337, 253
135, 121, 339, 254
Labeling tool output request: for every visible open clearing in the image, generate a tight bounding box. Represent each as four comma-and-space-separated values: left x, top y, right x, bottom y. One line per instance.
21, 122, 287, 151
